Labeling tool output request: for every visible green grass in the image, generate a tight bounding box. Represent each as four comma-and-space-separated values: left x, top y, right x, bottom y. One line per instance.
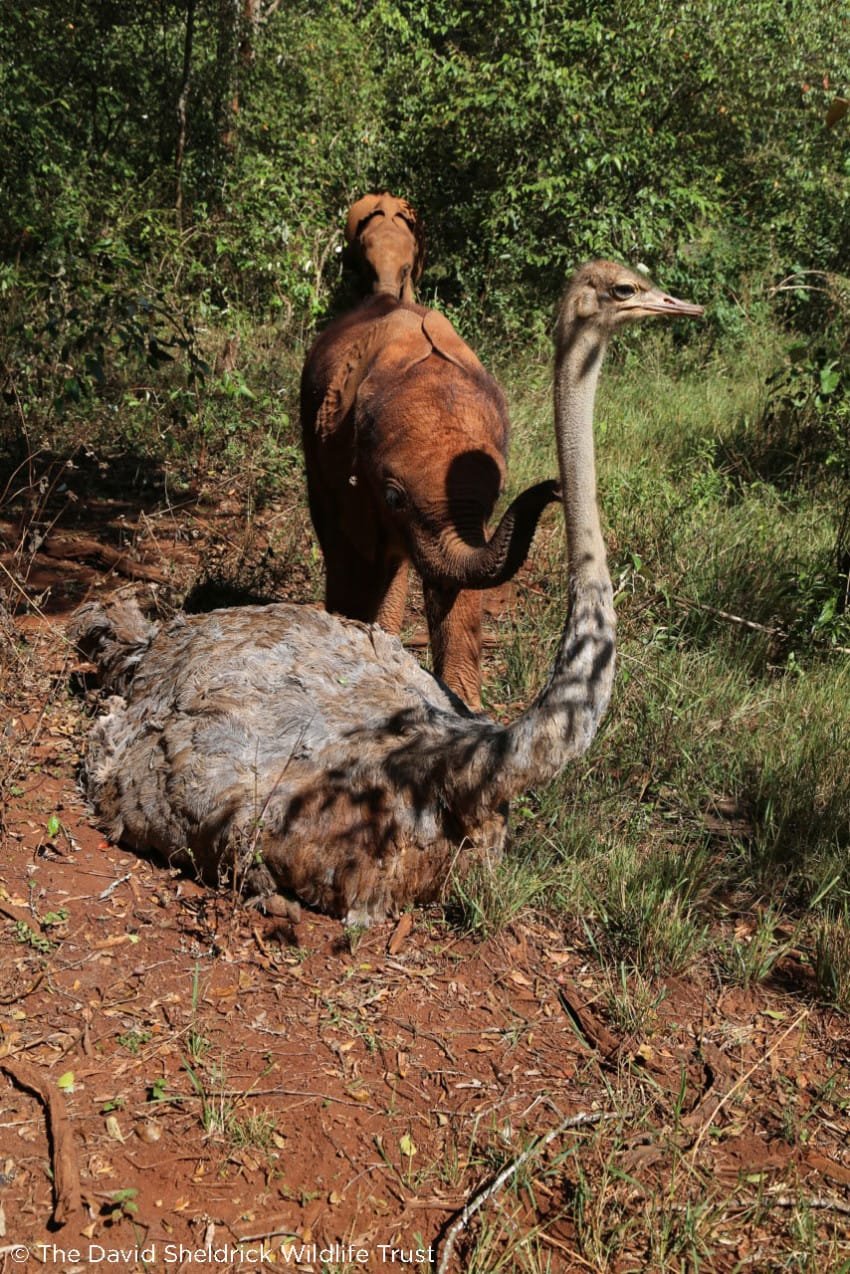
479, 320, 850, 1001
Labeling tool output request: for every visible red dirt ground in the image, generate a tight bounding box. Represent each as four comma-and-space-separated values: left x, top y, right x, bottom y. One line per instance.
1, 469, 849, 1273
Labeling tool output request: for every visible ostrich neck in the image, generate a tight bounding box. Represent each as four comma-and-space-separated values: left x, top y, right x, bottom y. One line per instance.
443, 320, 617, 812
554, 324, 608, 585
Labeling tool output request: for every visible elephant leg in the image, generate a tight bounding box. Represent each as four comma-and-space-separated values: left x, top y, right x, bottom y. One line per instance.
375, 557, 409, 634
303, 465, 332, 561
325, 535, 384, 622
424, 584, 483, 710
325, 537, 408, 631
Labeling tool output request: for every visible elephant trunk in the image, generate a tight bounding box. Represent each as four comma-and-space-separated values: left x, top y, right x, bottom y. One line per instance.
411, 479, 560, 589
372, 263, 413, 302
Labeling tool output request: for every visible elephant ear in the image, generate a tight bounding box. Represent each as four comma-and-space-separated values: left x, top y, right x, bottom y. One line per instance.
420, 310, 484, 375
315, 321, 386, 442
390, 196, 426, 282
314, 309, 426, 442
344, 193, 381, 245
313, 306, 426, 564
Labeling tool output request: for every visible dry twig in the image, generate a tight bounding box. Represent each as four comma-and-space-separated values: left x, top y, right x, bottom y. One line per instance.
434, 1110, 604, 1274
688, 1010, 809, 1159
671, 592, 850, 656
0, 969, 46, 1006
766, 1193, 850, 1217
558, 983, 619, 1059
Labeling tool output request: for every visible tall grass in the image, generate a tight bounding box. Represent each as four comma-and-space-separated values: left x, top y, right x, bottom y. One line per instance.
477, 321, 850, 1000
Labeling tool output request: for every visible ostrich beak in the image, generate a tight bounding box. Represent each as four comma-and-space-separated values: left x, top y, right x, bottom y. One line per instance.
626, 287, 705, 319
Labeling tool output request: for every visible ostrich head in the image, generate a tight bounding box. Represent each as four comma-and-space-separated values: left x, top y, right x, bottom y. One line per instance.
558, 260, 704, 341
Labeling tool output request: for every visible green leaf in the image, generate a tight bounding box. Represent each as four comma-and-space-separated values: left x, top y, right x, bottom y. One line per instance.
819, 364, 840, 396
816, 596, 837, 627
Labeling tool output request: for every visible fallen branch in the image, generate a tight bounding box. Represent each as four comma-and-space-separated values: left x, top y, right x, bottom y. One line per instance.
386, 1016, 457, 1064
665, 1190, 850, 1219
671, 593, 850, 656
41, 533, 169, 584
98, 872, 132, 900
186, 1085, 375, 1109
557, 984, 619, 1060
0, 969, 46, 1006
0, 1056, 82, 1226
672, 593, 783, 637
434, 1110, 604, 1274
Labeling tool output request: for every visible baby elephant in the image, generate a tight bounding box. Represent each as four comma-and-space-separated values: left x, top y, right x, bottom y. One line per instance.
344, 192, 426, 304
301, 294, 559, 709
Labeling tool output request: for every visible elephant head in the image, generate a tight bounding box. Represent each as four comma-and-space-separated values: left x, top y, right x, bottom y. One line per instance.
344, 193, 426, 304
314, 305, 558, 592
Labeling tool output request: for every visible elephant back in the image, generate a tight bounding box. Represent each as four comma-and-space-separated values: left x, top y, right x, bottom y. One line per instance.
309, 302, 496, 444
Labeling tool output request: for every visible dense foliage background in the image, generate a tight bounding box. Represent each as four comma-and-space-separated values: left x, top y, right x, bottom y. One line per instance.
0, 0, 846, 608
2, 0, 848, 322
3, 0, 848, 611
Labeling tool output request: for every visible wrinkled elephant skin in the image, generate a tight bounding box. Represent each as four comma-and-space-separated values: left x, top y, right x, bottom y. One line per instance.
300, 295, 559, 707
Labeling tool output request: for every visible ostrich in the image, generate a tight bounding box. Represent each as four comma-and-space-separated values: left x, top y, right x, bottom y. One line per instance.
71, 263, 703, 925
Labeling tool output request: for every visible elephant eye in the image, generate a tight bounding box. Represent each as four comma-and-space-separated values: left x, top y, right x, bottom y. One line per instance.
383, 483, 407, 512
611, 283, 637, 300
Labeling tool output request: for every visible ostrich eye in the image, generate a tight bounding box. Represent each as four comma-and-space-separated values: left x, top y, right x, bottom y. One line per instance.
612, 283, 637, 300
384, 483, 407, 512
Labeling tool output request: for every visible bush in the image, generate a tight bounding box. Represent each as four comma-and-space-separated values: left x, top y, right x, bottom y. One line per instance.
2, 1, 848, 340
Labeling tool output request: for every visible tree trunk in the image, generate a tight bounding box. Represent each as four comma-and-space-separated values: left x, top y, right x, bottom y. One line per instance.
175, 0, 196, 229
215, 0, 240, 154
216, 0, 260, 156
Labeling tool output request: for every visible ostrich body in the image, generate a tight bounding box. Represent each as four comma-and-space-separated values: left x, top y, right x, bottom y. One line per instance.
72, 263, 702, 925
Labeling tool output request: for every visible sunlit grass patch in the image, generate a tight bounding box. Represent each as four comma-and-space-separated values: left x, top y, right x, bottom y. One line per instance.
465, 326, 849, 999
447, 850, 560, 941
